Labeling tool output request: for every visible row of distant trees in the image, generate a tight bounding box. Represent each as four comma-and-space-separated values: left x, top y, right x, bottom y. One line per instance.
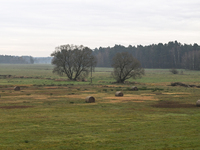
93, 41, 200, 70
0, 55, 34, 64
1, 41, 200, 70
0, 55, 53, 64
33, 57, 52, 64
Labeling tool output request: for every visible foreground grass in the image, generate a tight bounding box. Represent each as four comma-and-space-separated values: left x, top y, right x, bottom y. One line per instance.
0, 64, 200, 149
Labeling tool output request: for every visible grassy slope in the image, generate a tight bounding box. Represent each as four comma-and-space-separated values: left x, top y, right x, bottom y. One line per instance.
0, 64, 200, 150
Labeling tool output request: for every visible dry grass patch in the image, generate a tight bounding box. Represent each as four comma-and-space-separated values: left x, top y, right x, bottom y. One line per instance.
82, 90, 96, 93
105, 85, 122, 88
141, 93, 157, 96
65, 95, 89, 99
173, 95, 187, 98
103, 100, 145, 103
65, 94, 100, 99
44, 86, 68, 89
0, 100, 27, 104
103, 94, 158, 103
162, 92, 191, 95
0, 95, 52, 104
106, 94, 158, 100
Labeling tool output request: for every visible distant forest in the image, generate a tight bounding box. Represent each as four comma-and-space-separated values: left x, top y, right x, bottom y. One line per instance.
33, 57, 52, 64
93, 41, 200, 70
0, 55, 34, 64
0, 41, 200, 70
0, 56, 52, 64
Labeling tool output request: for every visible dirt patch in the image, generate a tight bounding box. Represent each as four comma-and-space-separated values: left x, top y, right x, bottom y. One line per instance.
0, 106, 34, 109
152, 101, 196, 108
171, 82, 200, 88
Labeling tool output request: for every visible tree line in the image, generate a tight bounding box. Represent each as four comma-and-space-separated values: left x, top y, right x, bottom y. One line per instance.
33, 57, 52, 64
93, 41, 200, 70
0, 55, 34, 64
1, 41, 200, 70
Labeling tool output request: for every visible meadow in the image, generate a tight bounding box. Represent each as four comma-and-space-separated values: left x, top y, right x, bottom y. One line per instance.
0, 64, 200, 150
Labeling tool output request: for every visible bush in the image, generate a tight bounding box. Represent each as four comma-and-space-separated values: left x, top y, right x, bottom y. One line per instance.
103, 89, 107, 92
125, 87, 131, 91
169, 68, 179, 74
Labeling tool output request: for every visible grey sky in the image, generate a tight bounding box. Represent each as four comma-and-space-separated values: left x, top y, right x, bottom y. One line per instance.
0, 0, 200, 56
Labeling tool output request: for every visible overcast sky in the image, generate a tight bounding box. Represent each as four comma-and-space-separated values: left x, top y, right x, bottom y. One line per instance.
0, 0, 200, 57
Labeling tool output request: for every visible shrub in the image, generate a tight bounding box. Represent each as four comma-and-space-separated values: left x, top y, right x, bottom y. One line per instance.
169, 68, 179, 74
125, 87, 131, 91
103, 89, 107, 92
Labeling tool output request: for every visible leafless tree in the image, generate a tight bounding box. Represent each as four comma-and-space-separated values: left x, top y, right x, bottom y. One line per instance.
51, 44, 96, 81
111, 52, 144, 83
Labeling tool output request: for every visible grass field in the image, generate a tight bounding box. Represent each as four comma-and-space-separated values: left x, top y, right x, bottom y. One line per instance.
0, 64, 200, 150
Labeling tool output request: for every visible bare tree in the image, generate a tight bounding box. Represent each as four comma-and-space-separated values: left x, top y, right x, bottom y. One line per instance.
111, 52, 144, 83
51, 44, 97, 81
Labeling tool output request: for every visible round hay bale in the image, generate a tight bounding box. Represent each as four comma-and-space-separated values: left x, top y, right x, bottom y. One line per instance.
131, 86, 138, 91
196, 100, 200, 107
85, 96, 95, 103
115, 91, 123, 97
14, 86, 20, 91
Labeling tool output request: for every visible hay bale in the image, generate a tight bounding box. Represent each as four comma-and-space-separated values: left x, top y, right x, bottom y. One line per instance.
14, 86, 20, 91
85, 96, 95, 103
196, 100, 200, 107
115, 91, 123, 97
131, 86, 138, 91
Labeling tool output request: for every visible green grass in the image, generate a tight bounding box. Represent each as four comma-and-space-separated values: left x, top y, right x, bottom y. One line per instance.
0, 64, 200, 149
1, 64, 200, 86
137, 69, 200, 83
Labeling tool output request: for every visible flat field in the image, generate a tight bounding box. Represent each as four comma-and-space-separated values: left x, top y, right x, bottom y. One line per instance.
0, 64, 200, 150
